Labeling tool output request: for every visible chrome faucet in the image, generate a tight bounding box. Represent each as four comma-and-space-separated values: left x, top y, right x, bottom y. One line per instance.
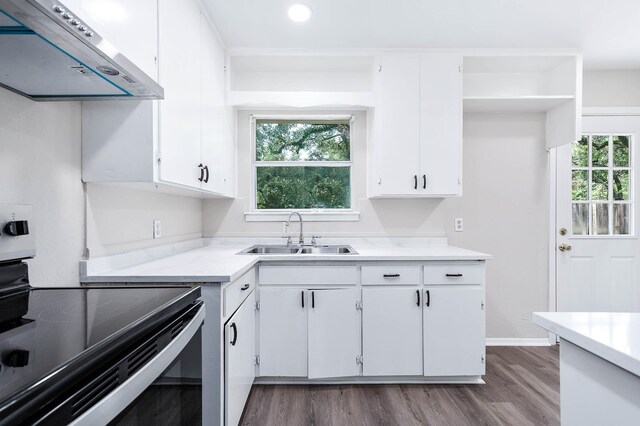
285, 212, 304, 245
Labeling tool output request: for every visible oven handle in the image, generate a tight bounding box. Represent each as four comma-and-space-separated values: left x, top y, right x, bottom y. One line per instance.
69, 303, 206, 426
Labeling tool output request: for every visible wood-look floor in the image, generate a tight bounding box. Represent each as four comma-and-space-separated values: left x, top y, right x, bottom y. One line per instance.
240, 346, 560, 426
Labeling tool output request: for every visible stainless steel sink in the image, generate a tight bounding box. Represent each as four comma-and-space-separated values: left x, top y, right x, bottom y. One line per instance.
238, 245, 357, 255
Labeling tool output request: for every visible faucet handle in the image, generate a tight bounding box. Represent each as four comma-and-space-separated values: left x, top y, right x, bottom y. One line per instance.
281, 235, 292, 246
311, 235, 322, 246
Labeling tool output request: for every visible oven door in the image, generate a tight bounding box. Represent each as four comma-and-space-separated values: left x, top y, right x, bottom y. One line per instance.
70, 303, 205, 426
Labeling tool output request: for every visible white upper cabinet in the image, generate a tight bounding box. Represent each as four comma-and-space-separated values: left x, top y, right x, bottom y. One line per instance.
200, 13, 231, 195
64, 0, 159, 81
369, 52, 463, 197
157, 0, 202, 188
372, 54, 421, 196
420, 53, 463, 195
82, 0, 233, 198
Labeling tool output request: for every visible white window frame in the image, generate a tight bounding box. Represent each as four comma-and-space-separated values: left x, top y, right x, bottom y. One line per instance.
245, 114, 360, 222
571, 133, 635, 237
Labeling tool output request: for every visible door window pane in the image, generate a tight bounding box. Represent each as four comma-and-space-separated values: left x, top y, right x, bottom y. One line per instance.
591, 170, 608, 200
571, 134, 633, 236
572, 203, 589, 235
613, 204, 630, 235
572, 136, 589, 167
591, 135, 609, 167
613, 135, 630, 167
591, 203, 609, 235
613, 170, 630, 201
572, 170, 588, 200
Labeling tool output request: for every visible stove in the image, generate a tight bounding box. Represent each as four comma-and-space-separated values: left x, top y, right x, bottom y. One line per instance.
0, 205, 204, 425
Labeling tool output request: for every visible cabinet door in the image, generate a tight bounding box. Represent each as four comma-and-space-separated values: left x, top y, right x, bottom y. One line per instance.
419, 53, 463, 196
200, 13, 227, 194
423, 287, 485, 376
258, 288, 307, 377
308, 288, 360, 379
362, 288, 423, 376
374, 55, 421, 196
157, 0, 203, 189
225, 292, 256, 426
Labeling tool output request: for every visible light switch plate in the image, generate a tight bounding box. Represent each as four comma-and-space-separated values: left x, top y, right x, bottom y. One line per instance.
454, 218, 463, 232
153, 219, 161, 239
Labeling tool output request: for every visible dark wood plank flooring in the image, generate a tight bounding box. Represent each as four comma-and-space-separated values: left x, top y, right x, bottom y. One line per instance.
240, 346, 560, 426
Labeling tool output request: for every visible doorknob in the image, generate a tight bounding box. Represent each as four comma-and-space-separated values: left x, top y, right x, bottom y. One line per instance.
559, 244, 572, 252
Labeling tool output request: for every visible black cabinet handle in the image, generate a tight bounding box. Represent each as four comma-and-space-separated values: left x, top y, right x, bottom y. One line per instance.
383, 274, 400, 278
240, 284, 250, 291
301, 290, 305, 308
203, 165, 209, 183
230, 323, 237, 346
423, 174, 426, 189
446, 273, 463, 277
311, 291, 315, 309
413, 175, 418, 189
198, 163, 204, 182
416, 289, 420, 306
425, 290, 430, 307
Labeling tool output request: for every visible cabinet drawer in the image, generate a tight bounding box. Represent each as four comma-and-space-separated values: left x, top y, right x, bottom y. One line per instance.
361, 265, 421, 285
224, 268, 256, 317
423, 263, 484, 285
259, 266, 358, 286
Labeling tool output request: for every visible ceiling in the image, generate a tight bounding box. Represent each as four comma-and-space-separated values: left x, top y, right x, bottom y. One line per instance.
202, 0, 640, 69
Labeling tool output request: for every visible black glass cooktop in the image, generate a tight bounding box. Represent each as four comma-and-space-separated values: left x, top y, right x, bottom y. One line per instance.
0, 286, 198, 404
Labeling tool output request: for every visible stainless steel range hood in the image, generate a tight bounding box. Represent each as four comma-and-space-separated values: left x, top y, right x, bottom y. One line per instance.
0, 0, 163, 101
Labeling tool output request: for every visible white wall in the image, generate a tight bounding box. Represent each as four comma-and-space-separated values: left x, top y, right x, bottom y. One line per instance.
86, 183, 202, 257
584, 70, 640, 107
446, 114, 549, 339
0, 87, 203, 286
203, 110, 550, 338
0, 89, 84, 286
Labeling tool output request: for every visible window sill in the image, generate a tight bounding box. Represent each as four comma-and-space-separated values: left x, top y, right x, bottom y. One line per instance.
244, 211, 360, 222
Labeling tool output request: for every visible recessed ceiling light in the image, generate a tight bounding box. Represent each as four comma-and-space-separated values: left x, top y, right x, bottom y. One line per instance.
287, 3, 312, 23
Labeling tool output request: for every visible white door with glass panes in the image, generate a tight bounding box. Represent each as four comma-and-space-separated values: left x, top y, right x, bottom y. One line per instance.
557, 115, 640, 312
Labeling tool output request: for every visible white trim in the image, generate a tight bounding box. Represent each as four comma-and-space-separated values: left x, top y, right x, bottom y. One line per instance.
549, 147, 558, 311
486, 338, 552, 346
251, 114, 355, 121
245, 211, 360, 222
583, 107, 640, 116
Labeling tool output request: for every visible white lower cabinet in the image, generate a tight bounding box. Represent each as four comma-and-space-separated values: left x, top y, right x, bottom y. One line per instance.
362, 287, 423, 376
258, 288, 308, 377
225, 291, 256, 426
308, 288, 361, 379
423, 286, 485, 376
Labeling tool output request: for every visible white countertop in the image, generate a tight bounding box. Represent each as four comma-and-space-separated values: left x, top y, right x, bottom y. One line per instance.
80, 238, 491, 284
533, 312, 640, 377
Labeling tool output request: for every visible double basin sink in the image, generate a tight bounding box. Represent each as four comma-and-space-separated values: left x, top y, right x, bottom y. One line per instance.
239, 245, 357, 255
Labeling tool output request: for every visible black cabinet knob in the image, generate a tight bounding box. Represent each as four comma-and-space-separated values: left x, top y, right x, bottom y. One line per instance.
3, 220, 29, 236
4, 349, 30, 368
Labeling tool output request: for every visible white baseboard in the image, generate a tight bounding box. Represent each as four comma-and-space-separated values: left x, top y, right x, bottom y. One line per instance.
486, 338, 552, 347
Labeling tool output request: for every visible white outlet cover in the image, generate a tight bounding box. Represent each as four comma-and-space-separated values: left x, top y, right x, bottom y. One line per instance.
454, 218, 463, 232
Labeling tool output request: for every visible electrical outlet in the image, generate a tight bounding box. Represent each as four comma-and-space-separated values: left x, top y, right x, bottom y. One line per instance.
153, 219, 161, 239
454, 218, 463, 232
